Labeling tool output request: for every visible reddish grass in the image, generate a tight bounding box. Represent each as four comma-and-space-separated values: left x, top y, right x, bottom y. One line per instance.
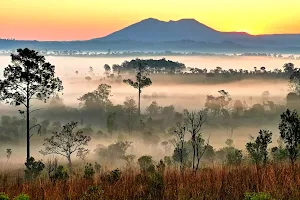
0, 164, 299, 200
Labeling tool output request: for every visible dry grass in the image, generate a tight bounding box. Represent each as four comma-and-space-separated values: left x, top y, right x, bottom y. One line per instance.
0, 164, 299, 200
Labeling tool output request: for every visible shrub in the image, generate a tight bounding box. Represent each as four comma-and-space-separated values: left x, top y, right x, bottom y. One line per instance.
147, 172, 164, 199
138, 155, 154, 173
104, 169, 121, 184
0, 192, 9, 200
51, 165, 69, 181
13, 194, 30, 200
244, 192, 273, 200
227, 149, 243, 165
81, 186, 103, 200
24, 157, 45, 180
84, 163, 95, 179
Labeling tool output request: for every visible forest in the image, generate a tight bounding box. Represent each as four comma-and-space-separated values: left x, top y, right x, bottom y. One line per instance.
0, 48, 299, 200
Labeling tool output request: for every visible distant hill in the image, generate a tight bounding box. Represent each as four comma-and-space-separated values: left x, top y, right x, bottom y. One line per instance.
1, 18, 300, 53
94, 18, 300, 47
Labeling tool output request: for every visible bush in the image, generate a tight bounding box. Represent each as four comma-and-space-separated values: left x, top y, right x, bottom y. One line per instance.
227, 149, 243, 165
147, 172, 164, 199
84, 163, 95, 179
103, 169, 121, 184
138, 155, 153, 173
81, 186, 103, 200
0, 192, 9, 200
244, 192, 273, 200
13, 194, 30, 200
24, 157, 45, 180
51, 165, 69, 181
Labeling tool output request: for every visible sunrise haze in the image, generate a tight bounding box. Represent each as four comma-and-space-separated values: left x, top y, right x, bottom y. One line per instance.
1, 0, 300, 41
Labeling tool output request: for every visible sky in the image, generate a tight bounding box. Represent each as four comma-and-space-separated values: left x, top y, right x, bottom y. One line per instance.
1, 0, 300, 41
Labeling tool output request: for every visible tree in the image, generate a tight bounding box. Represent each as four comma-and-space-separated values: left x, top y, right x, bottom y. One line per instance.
122, 97, 139, 134
146, 101, 161, 116
40, 121, 91, 172
95, 141, 133, 165
184, 110, 208, 171
106, 112, 116, 135
0, 48, 63, 161
123, 59, 152, 114
137, 155, 154, 173
246, 130, 272, 166
78, 84, 112, 110
171, 123, 187, 172
279, 109, 300, 165
104, 64, 111, 77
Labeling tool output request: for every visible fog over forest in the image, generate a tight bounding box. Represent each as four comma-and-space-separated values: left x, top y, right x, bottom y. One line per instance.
0, 54, 296, 167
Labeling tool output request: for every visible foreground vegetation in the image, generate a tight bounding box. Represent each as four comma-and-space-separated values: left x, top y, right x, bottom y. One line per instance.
0, 164, 299, 200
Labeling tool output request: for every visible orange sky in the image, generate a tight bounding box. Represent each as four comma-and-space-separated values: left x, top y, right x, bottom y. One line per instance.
1, 0, 300, 41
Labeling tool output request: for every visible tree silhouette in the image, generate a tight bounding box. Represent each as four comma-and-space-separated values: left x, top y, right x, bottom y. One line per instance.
246, 130, 272, 166
279, 109, 300, 165
0, 48, 63, 161
40, 121, 91, 173
123, 59, 152, 114
104, 64, 111, 77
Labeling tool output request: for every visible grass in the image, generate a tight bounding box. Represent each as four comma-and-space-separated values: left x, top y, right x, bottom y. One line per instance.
0, 163, 299, 200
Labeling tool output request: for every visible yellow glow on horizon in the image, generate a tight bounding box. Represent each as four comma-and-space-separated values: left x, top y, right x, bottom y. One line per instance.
0, 0, 300, 40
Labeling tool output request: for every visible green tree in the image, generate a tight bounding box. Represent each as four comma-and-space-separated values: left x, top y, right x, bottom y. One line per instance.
0, 48, 63, 161
103, 64, 111, 77
279, 109, 300, 165
123, 59, 152, 114
246, 130, 272, 166
78, 84, 112, 110
146, 101, 161, 116
40, 121, 91, 173
106, 112, 116, 135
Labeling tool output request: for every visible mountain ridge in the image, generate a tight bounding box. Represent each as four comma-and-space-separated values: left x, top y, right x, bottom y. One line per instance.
1, 18, 300, 53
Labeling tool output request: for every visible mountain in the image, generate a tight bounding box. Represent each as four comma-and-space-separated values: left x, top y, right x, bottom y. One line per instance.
1, 18, 300, 53
93, 18, 300, 47
93, 18, 250, 43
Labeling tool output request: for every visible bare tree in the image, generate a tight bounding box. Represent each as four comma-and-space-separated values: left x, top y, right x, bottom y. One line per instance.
171, 123, 187, 172
185, 110, 208, 171
40, 121, 91, 173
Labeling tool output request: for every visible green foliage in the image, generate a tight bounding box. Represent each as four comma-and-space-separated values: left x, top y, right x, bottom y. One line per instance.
146, 101, 161, 116
0, 48, 63, 106
78, 84, 112, 110
95, 140, 132, 164
226, 149, 243, 165
106, 169, 121, 184
0, 192, 9, 200
147, 172, 164, 199
81, 186, 104, 200
51, 165, 69, 181
246, 130, 272, 165
138, 155, 154, 173
279, 109, 300, 164
106, 112, 116, 134
244, 192, 273, 200
163, 156, 172, 167
13, 194, 30, 200
24, 157, 45, 180
123, 59, 152, 114
84, 163, 95, 179
40, 121, 91, 170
